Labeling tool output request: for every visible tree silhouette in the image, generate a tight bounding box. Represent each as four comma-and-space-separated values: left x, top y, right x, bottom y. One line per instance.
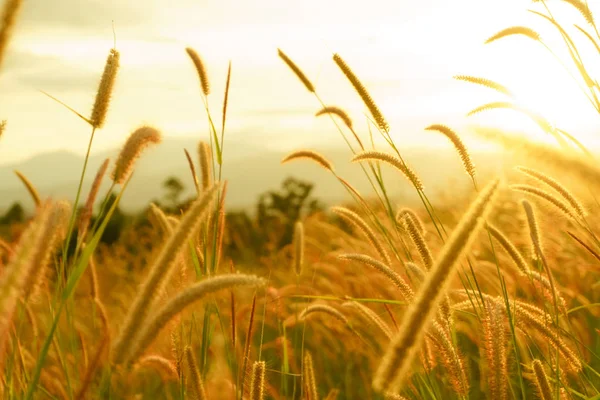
163, 176, 185, 209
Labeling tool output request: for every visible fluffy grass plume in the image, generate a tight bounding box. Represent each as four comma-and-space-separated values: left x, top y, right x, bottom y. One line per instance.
112, 126, 162, 184
0, 202, 53, 354
184, 346, 207, 400
467, 102, 553, 132
0, 0, 22, 70
533, 0, 594, 25
277, 48, 315, 93
396, 208, 425, 234
316, 106, 354, 130
292, 220, 304, 276
516, 166, 586, 217
299, 303, 349, 325
511, 184, 578, 220
482, 299, 509, 400
250, 360, 266, 400
184, 148, 200, 195
401, 213, 433, 269
373, 178, 501, 393
333, 53, 389, 132
343, 300, 393, 339
186, 47, 210, 96
352, 151, 423, 190
453, 75, 513, 96
427, 321, 469, 395
521, 199, 543, 260
14, 170, 41, 207
485, 26, 541, 44
486, 223, 530, 274
331, 206, 392, 265
531, 360, 553, 400
122, 273, 264, 365
90, 49, 120, 128
304, 352, 319, 400
137, 355, 178, 381
198, 141, 213, 191
425, 124, 475, 180
111, 184, 221, 365
338, 253, 414, 300
281, 149, 334, 172
22, 200, 71, 299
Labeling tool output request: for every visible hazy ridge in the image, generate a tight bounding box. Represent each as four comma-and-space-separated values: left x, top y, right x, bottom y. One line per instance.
0, 137, 504, 213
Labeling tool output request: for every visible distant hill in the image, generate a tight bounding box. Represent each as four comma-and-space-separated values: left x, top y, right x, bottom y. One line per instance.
0, 137, 504, 213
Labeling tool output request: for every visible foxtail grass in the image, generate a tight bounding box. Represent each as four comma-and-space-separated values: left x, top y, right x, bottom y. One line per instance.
90, 49, 120, 129
112, 126, 162, 184
352, 151, 423, 191
78, 158, 110, 242
185, 346, 207, 400
337, 253, 414, 300
111, 184, 220, 365
281, 149, 335, 172
373, 178, 501, 393
250, 360, 266, 400
121, 273, 264, 365
186, 47, 210, 96
515, 166, 586, 217
14, 170, 41, 207
303, 352, 318, 400
333, 53, 389, 132
0, 0, 22, 70
531, 359, 553, 400
425, 124, 476, 182
198, 141, 213, 191
485, 26, 541, 43
277, 49, 315, 93
331, 206, 392, 265
453, 75, 513, 96
401, 213, 433, 269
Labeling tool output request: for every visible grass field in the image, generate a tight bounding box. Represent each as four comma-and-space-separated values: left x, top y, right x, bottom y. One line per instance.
0, 0, 599, 399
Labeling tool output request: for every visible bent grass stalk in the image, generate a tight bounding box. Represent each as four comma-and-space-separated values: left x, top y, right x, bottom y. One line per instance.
122, 274, 264, 365
111, 184, 220, 365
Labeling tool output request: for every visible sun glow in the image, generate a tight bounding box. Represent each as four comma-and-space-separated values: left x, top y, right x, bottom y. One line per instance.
460, 2, 600, 149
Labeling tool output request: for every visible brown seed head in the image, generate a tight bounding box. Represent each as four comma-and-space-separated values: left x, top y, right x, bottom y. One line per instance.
0, 0, 23, 70
112, 126, 162, 184
186, 47, 210, 96
333, 53, 389, 132
90, 49, 120, 128
277, 48, 315, 93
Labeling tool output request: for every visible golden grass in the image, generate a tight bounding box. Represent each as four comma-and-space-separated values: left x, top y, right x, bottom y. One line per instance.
1, 3, 600, 398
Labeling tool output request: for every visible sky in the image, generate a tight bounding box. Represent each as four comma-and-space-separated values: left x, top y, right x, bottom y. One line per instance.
0, 0, 599, 165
